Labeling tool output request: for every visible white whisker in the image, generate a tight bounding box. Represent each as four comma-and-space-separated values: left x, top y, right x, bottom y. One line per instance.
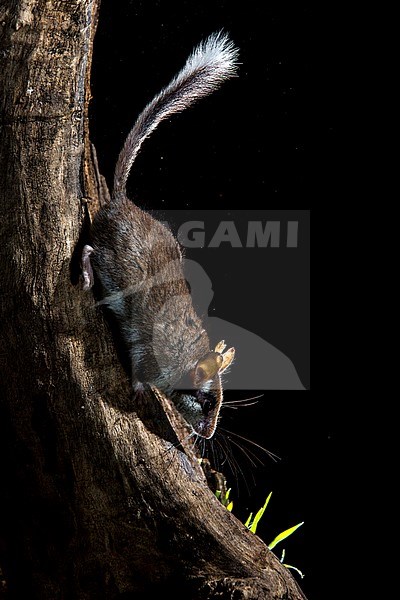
218, 427, 281, 463
222, 394, 264, 410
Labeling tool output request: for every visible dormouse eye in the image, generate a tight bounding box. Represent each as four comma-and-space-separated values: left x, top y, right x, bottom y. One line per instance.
197, 391, 217, 415
202, 399, 211, 414
196, 366, 206, 381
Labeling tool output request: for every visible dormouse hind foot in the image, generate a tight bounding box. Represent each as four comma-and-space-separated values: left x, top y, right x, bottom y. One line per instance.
81, 245, 95, 291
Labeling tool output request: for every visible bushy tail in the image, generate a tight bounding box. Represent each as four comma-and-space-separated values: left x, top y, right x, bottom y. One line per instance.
113, 31, 239, 197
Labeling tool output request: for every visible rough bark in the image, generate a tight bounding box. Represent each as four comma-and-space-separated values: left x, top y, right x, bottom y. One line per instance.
0, 1, 307, 598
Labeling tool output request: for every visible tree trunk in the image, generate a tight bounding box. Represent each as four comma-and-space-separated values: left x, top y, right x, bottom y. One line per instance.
0, 1, 307, 598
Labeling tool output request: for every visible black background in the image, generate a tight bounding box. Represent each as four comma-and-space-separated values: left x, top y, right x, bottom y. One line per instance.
91, 2, 339, 599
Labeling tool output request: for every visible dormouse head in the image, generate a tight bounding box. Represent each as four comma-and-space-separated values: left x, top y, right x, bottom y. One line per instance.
172, 341, 235, 439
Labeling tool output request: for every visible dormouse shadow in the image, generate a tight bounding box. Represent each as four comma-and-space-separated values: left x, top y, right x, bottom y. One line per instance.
184, 260, 305, 390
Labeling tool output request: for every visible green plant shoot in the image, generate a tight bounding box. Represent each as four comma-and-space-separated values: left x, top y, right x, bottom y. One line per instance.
268, 522, 304, 550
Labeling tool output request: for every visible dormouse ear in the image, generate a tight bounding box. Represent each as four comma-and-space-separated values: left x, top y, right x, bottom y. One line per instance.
220, 347, 235, 374
194, 352, 223, 386
215, 340, 227, 354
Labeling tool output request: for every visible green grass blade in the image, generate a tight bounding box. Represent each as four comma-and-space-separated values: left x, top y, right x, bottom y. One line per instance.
268, 522, 304, 550
227, 501, 234, 512
245, 513, 253, 528
250, 492, 273, 534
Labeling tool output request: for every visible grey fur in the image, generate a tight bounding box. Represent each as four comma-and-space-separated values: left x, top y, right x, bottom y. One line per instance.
84, 32, 238, 438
